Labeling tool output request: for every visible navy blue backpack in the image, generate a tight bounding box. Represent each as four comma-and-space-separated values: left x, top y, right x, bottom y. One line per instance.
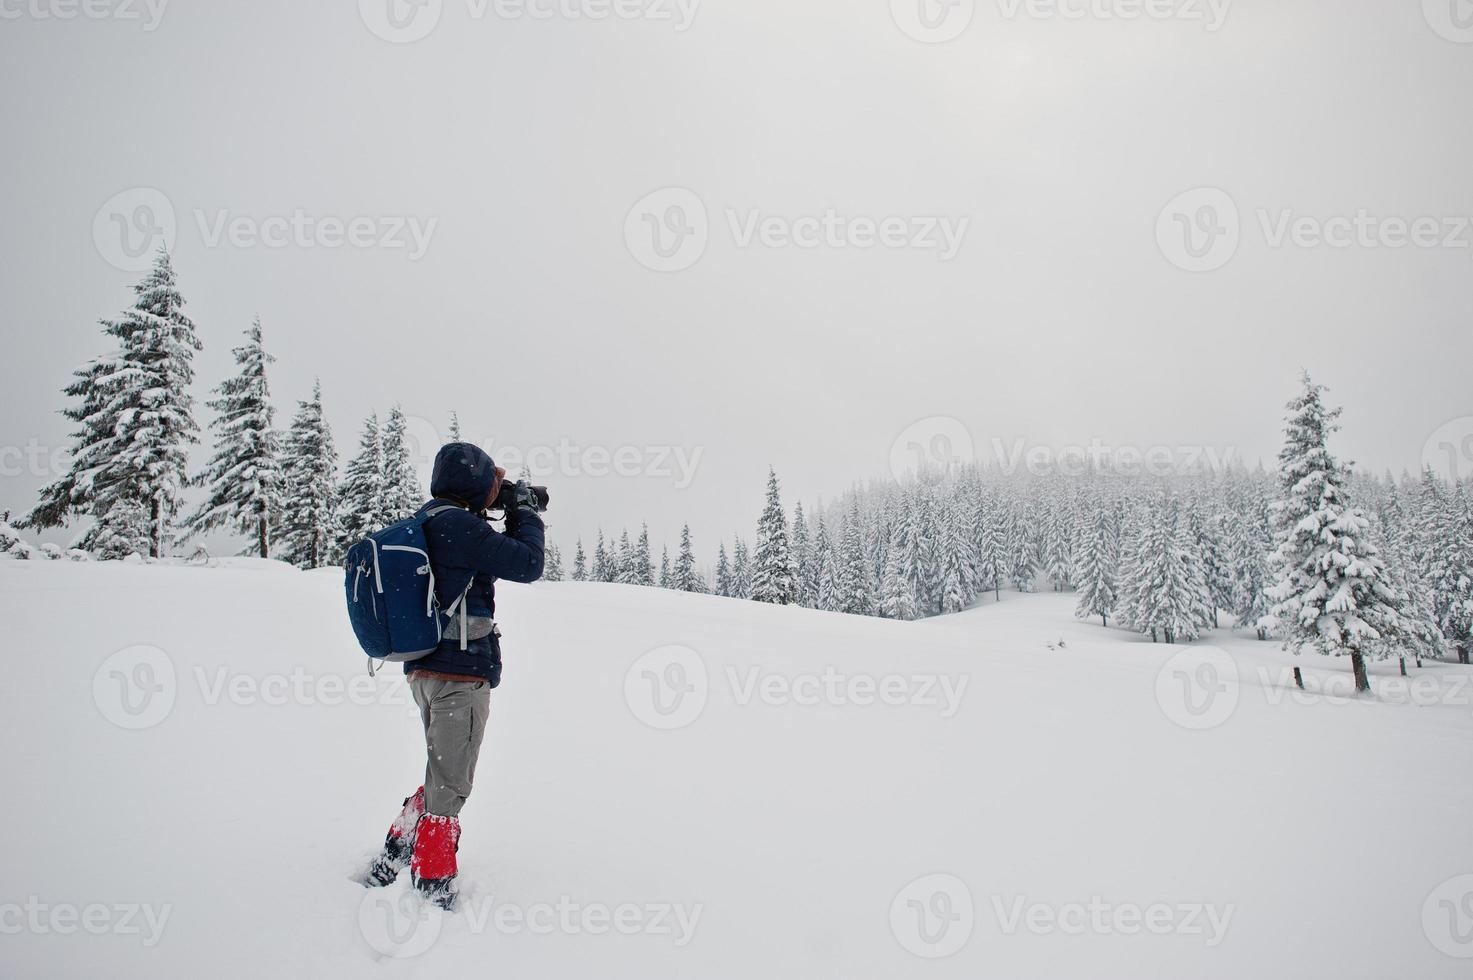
345, 506, 467, 672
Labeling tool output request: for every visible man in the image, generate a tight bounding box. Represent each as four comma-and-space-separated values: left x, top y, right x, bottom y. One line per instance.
362, 442, 545, 907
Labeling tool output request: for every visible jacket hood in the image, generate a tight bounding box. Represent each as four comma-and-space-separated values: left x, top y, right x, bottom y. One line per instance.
429, 442, 498, 507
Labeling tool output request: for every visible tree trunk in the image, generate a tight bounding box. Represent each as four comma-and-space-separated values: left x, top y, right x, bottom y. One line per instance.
1100, 614, 1108, 628
150, 496, 163, 559
257, 515, 269, 559
1211, 608, 1219, 629
1293, 666, 1304, 690
1399, 657, 1407, 678
1351, 651, 1370, 693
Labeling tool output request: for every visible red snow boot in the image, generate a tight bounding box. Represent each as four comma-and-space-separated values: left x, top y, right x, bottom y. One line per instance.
411, 813, 461, 908
362, 787, 425, 887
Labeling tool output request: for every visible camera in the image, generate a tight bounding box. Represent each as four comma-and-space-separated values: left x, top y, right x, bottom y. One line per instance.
493, 480, 550, 514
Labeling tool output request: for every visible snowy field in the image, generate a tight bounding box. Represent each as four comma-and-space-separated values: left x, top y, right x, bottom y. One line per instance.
3, 558, 1471, 979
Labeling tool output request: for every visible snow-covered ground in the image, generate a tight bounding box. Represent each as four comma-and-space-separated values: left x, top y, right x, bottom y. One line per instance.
4, 559, 1472, 979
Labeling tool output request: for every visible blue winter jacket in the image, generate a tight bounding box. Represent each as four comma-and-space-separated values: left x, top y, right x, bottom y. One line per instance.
407, 442, 545, 685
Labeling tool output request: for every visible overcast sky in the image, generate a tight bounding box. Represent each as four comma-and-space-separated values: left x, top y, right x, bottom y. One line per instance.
1, 0, 1470, 560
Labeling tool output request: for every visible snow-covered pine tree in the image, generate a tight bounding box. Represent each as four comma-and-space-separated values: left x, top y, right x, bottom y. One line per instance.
1187, 495, 1233, 628
659, 546, 671, 589
379, 406, 421, 521
732, 537, 752, 600
447, 412, 462, 442
636, 524, 654, 586
938, 501, 970, 614
714, 542, 733, 597
911, 487, 943, 614
1228, 476, 1276, 639
1041, 493, 1075, 592
98, 250, 204, 557
1439, 485, 1473, 662
544, 544, 564, 581
572, 538, 587, 581
674, 524, 702, 592
1369, 513, 1443, 671
616, 529, 635, 584
1, 513, 36, 560
593, 531, 611, 583
337, 413, 387, 550
751, 468, 795, 604
88, 497, 153, 560
814, 512, 839, 611
879, 524, 919, 620
188, 318, 282, 557
1005, 501, 1038, 592
791, 501, 814, 608
28, 250, 204, 557
973, 490, 1006, 602
1266, 373, 1404, 691
1127, 495, 1212, 643
1074, 504, 1118, 626
279, 381, 340, 569
838, 500, 874, 616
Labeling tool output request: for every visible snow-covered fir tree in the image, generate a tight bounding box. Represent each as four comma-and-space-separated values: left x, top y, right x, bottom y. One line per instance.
751, 468, 795, 604
635, 524, 654, 586
1074, 504, 1118, 626
279, 381, 339, 569
838, 501, 873, 616
1121, 495, 1212, 643
187, 318, 282, 557
27, 249, 203, 558
791, 501, 814, 608
447, 411, 462, 442
813, 513, 840, 611
731, 537, 752, 600
973, 490, 1006, 602
572, 539, 587, 581
714, 542, 733, 597
1265, 373, 1404, 691
1228, 474, 1277, 639
544, 544, 563, 581
659, 546, 671, 588
879, 524, 918, 620
593, 531, 611, 583
337, 413, 387, 550
1005, 501, 1038, 592
674, 524, 702, 592
379, 406, 421, 521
